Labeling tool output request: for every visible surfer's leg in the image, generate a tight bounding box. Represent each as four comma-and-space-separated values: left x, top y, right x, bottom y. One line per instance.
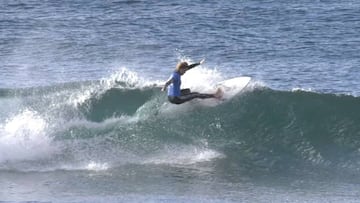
186, 88, 223, 99
180, 88, 191, 95
179, 93, 215, 102
192, 93, 214, 99
168, 89, 222, 105
168, 96, 185, 104
168, 94, 208, 104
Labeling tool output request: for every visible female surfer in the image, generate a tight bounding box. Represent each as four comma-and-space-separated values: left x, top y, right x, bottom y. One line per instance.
161, 59, 222, 104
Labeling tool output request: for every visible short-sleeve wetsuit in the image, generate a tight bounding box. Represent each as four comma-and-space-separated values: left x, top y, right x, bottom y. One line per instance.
167, 63, 215, 104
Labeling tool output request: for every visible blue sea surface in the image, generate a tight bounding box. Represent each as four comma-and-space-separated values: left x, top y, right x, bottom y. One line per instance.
1, 0, 360, 94
1, 1, 360, 202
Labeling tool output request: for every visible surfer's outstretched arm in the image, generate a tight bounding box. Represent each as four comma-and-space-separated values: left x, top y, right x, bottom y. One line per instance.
187, 63, 200, 70
187, 59, 205, 71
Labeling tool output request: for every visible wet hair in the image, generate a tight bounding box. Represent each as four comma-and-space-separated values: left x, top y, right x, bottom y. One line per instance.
175, 62, 189, 72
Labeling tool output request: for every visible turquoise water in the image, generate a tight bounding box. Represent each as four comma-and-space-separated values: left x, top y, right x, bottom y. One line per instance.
1, 1, 360, 202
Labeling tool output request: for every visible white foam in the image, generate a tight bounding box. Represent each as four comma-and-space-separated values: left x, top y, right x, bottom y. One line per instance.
17, 161, 111, 172
85, 161, 109, 171
180, 64, 224, 93
292, 87, 314, 92
56, 161, 110, 172
68, 67, 161, 107
68, 85, 99, 107
143, 145, 225, 165
102, 67, 161, 89
0, 109, 56, 163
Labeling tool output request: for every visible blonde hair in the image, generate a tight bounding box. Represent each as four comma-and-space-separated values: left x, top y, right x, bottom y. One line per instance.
175, 62, 189, 72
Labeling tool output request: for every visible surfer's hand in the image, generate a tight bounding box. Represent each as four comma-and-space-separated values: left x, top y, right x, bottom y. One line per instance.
199, 59, 205, 65
161, 86, 166, 91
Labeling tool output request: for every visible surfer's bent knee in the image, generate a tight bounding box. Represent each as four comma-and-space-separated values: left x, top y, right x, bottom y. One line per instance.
168, 96, 183, 105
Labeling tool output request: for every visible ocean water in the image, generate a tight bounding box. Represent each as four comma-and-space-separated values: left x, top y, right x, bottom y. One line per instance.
1, 0, 360, 202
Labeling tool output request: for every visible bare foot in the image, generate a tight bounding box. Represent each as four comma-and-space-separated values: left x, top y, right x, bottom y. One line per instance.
214, 88, 223, 99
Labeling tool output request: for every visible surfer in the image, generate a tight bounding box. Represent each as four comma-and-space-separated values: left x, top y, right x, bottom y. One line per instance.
161, 59, 222, 104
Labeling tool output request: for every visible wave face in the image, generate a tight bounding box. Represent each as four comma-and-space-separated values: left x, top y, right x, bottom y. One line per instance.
0, 69, 359, 175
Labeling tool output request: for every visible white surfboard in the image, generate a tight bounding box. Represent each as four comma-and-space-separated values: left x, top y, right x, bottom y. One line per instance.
216, 76, 251, 99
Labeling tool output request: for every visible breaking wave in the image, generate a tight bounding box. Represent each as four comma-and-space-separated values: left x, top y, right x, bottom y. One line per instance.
0, 68, 359, 176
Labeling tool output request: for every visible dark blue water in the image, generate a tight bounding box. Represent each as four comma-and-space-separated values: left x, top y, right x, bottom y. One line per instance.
1, 1, 360, 202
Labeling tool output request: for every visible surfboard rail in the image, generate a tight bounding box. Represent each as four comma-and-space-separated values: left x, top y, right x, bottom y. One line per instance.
216, 76, 251, 99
